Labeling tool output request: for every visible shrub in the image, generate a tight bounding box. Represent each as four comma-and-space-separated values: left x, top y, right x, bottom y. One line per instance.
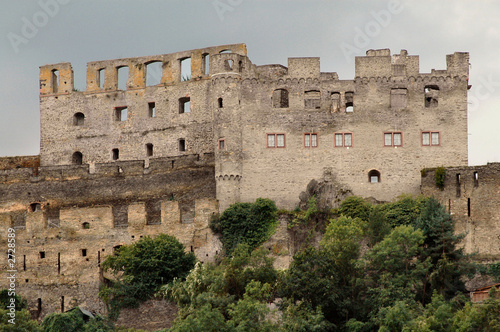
435, 166, 446, 190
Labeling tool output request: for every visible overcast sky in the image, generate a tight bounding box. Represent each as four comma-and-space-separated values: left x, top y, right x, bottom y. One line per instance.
1, 0, 499, 165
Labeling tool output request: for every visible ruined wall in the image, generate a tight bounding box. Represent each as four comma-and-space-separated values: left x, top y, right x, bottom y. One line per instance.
214, 49, 469, 209
39, 44, 247, 166
421, 163, 500, 259
0, 154, 219, 318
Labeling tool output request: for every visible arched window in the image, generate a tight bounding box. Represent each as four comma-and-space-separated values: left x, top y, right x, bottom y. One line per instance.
272, 89, 289, 108
218, 97, 223, 108
73, 112, 84, 126
368, 169, 380, 183
72, 152, 83, 165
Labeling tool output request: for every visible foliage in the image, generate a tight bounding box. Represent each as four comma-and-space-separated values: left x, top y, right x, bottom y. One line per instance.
435, 166, 446, 190
0, 290, 27, 311
0, 308, 41, 332
365, 205, 391, 246
41, 309, 85, 332
487, 262, 500, 282
380, 194, 428, 227
100, 234, 195, 319
288, 196, 320, 229
278, 301, 334, 332
210, 198, 278, 254
338, 196, 372, 221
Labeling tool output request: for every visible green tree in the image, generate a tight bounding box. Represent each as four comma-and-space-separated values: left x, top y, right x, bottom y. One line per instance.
41, 309, 85, 332
380, 194, 428, 227
338, 196, 372, 221
211, 198, 278, 254
0, 308, 41, 332
100, 234, 196, 318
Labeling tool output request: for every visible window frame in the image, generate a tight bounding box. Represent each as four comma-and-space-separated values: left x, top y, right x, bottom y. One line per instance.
383, 132, 403, 147
368, 169, 381, 183
421, 131, 441, 146
303, 133, 318, 148
334, 132, 353, 148
218, 138, 226, 150
266, 133, 286, 148
114, 106, 128, 122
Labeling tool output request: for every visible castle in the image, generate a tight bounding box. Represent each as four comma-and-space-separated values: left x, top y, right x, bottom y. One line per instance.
1, 44, 498, 319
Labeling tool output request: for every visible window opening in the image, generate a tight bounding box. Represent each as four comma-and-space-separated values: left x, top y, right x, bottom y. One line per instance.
238, 60, 243, 72
218, 97, 223, 108
456, 173, 461, 197
422, 131, 440, 146
112, 149, 119, 161
97, 68, 105, 89
304, 90, 321, 109
117, 66, 129, 90
467, 198, 471, 217
335, 133, 352, 147
202, 53, 210, 75
272, 89, 289, 108
180, 57, 191, 81
331, 92, 340, 112
73, 112, 85, 126
179, 97, 191, 113
368, 170, 381, 183
179, 139, 186, 152
98, 251, 101, 266
51, 69, 59, 93
146, 143, 153, 157
30, 203, 41, 212
81, 249, 87, 257
57, 253, 60, 274
146, 61, 162, 86
40, 251, 45, 259
148, 102, 156, 117
267, 134, 285, 148
424, 85, 439, 107
474, 171, 479, 187
304, 133, 318, 148
218, 139, 226, 150
345, 91, 354, 112
115, 106, 128, 121
82, 222, 90, 229
37, 298, 42, 318
225, 59, 234, 71
61, 296, 64, 313
23, 255, 26, 271
72, 152, 83, 165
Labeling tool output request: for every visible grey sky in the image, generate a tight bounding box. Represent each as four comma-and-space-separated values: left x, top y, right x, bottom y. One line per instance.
1, 0, 499, 165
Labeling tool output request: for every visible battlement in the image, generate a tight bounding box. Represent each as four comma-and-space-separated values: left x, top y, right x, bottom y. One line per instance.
355, 49, 469, 78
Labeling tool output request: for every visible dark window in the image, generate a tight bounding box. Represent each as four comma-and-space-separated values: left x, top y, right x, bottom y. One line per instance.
456, 174, 461, 197
30, 203, 41, 212
81, 249, 87, 257
218, 139, 226, 150
424, 85, 439, 107
304, 90, 321, 109
39, 251, 45, 259
272, 89, 289, 108
115, 106, 127, 121
72, 152, 83, 165
179, 97, 191, 113
112, 148, 119, 160
345, 91, 354, 112
146, 143, 153, 157
368, 170, 381, 183
179, 139, 186, 152
73, 112, 85, 126
218, 98, 223, 108
148, 102, 156, 117
82, 222, 90, 229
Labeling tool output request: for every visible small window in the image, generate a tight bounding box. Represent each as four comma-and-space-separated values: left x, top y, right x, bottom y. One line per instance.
345, 91, 354, 112
218, 98, 223, 108
424, 85, 439, 107
368, 170, 380, 183
267, 134, 285, 148
73, 113, 85, 126
473, 171, 479, 187
112, 148, 119, 160
273, 89, 289, 108
179, 139, 186, 152
335, 133, 352, 147
179, 97, 191, 114
30, 203, 41, 212
304, 90, 321, 109
180, 57, 191, 81
148, 102, 156, 117
97, 68, 105, 89
115, 106, 128, 121
81, 249, 87, 257
304, 133, 318, 148
82, 222, 90, 229
384, 132, 402, 147
146, 143, 153, 157
202, 53, 210, 76
218, 139, 226, 150
422, 131, 440, 146
52, 69, 59, 93
40, 251, 46, 259
72, 152, 83, 165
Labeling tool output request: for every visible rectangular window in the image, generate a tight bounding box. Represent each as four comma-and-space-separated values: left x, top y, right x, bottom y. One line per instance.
422, 131, 440, 146
267, 134, 285, 148
148, 102, 156, 117
115, 106, 128, 121
179, 97, 191, 114
304, 133, 318, 148
218, 139, 226, 150
335, 133, 353, 147
384, 132, 402, 147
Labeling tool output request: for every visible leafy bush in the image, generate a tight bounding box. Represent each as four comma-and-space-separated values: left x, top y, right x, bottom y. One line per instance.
100, 234, 196, 319
338, 196, 372, 221
435, 166, 446, 190
380, 194, 428, 227
210, 198, 278, 254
